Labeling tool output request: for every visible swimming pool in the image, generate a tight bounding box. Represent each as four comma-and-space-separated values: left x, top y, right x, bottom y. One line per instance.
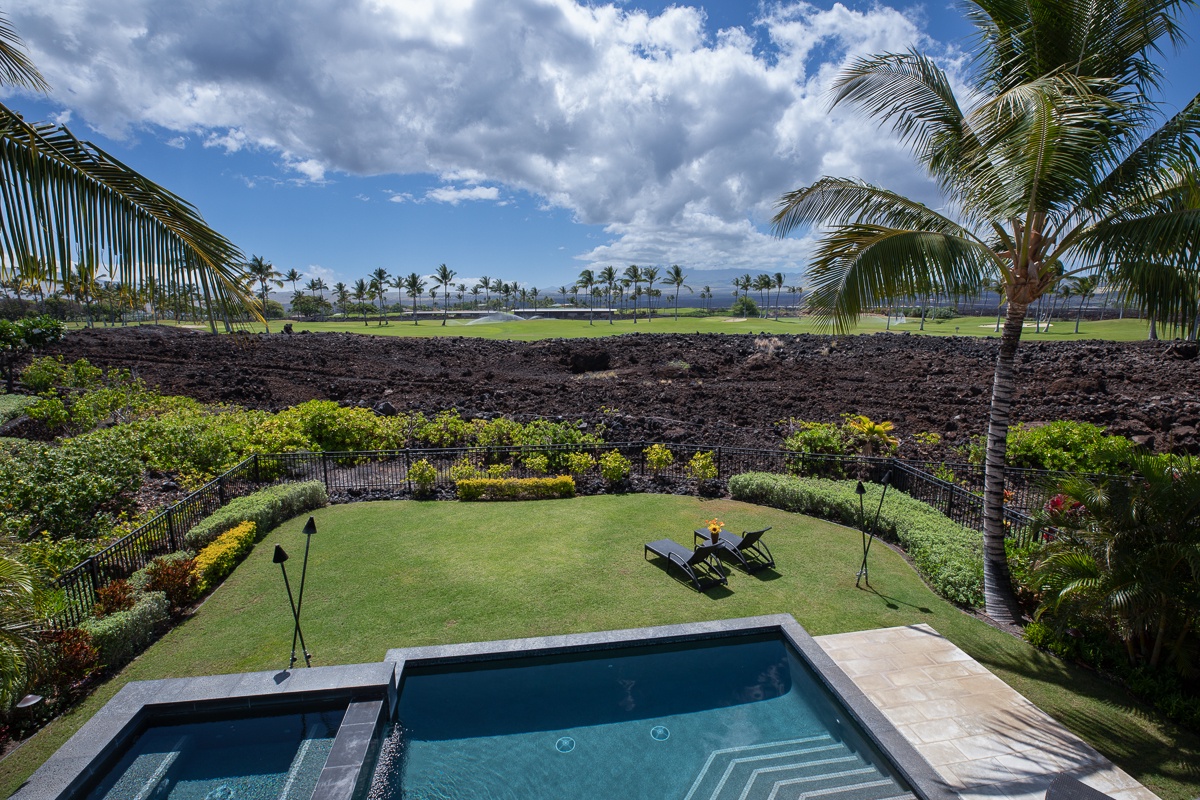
377, 616, 948, 800
82, 708, 343, 800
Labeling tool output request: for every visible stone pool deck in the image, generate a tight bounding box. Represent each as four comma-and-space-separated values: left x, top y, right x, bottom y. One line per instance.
815, 624, 1159, 800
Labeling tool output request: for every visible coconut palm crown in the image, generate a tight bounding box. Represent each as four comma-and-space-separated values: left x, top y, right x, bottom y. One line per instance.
0, 14, 251, 331
772, 0, 1200, 623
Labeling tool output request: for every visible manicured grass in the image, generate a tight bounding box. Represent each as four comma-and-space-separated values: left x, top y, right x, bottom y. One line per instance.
83, 314, 1157, 341
2, 496, 1195, 798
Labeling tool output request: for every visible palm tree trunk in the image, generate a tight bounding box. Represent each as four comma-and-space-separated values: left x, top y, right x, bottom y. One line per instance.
981, 299, 1028, 624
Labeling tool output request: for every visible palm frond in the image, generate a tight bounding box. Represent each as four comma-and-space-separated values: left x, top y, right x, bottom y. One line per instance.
0, 12, 48, 93
0, 103, 251, 320
804, 224, 996, 332
772, 177, 979, 239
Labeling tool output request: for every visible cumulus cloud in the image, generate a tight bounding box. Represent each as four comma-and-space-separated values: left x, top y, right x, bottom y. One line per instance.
426, 185, 501, 205
8, 0, 949, 273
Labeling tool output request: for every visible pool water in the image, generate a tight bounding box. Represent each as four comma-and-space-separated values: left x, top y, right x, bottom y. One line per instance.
373, 634, 914, 800
83, 709, 344, 800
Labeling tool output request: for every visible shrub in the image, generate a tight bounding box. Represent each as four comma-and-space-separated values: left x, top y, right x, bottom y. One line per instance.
80, 591, 170, 669
644, 444, 673, 473
408, 459, 438, 494
36, 628, 99, 697
564, 451, 595, 475
522, 453, 550, 475
599, 450, 632, 484
93, 579, 136, 617
683, 451, 718, 481
449, 457, 482, 481
1006, 421, 1135, 473
193, 521, 258, 592
457, 476, 576, 501
781, 420, 852, 456
729, 472, 984, 607
129, 551, 195, 592
729, 296, 759, 317
145, 555, 199, 612
0, 393, 34, 423
184, 481, 327, 550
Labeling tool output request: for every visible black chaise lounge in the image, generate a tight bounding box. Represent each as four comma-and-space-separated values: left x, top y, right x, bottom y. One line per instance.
1045, 775, 1111, 800
695, 526, 774, 573
644, 540, 728, 592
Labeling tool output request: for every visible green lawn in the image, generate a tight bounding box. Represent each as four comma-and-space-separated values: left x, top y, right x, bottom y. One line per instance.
88, 314, 1158, 342
3, 496, 1195, 798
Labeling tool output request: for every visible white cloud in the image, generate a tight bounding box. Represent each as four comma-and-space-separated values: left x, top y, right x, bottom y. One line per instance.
8, 0, 948, 272
426, 185, 501, 204
164, 135, 187, 149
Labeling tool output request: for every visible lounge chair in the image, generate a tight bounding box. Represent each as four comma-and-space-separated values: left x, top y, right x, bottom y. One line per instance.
644, 540, 727, 592
696, 526, 774, 573
1045, 775, 1111, 800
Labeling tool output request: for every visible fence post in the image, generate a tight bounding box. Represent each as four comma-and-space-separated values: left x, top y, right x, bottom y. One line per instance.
217, 473, 226, 506
322, 452, 330, 492
716, 447, 723, 478
166, 507, 178, 552
253, 453, 261, 484
87, 557, 100, 592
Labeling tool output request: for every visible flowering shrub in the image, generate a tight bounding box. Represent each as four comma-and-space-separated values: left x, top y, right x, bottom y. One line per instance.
644, 444, 674, 473
684, 451, 718, 481
93, 579, 136, 617
565, 451, 595, 475
457, 476, 576, 501
599, 450, 632, 484
193, 521, 257, 592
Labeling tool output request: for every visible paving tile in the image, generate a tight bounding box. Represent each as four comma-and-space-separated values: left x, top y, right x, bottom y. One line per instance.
907, 717, 971, 744
941, 756, 1017, 789
913, 740, 973, 767
952, 733, 1021, 760
880, 704, 930, 726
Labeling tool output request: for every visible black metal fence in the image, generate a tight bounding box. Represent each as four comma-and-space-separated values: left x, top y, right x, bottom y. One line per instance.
56, 443, 1064, 626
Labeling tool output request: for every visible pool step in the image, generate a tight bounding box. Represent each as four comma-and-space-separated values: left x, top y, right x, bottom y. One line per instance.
684, 735, 915, 800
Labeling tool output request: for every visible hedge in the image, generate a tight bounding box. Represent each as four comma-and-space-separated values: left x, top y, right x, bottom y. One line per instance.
184, 481, 327, 550
194, 521, 258, 591
79, 591, 169, 669
729, 472, 984, 607
456, 475, 576, 501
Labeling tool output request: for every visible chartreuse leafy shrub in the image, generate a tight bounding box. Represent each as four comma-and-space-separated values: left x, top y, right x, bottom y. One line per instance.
522, 453, 550, 474
80, 591, 170, 669
781, 420, 852, 456
408, 459, 437, 495
457, 476, 576, 501
1005, 421, 1136, 473
684, 451, 718, 481
599, 450, 632, 484
729, 472, 984, 607
194, 521, 258, 592
184, 481, 327, 550
644, 444, 673, 473
565, 451, 595, 475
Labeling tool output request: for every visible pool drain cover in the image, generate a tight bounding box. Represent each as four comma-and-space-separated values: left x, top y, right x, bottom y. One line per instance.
650, 726, 670, 741
555, 736, 576, 753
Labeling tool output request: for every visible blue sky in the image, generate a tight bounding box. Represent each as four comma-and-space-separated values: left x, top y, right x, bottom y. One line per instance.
4, 1, 1198, 296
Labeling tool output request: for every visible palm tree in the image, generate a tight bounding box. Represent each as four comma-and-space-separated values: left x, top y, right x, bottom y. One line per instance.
642, 266, 660, 319
772, 0, 1200, 623
456, 282, 466, 311
490, 278, 505, 310
403, 272, 426, 324
0, 16, 251, 332
664, 264, 691, 319
477, 275, 492, 308
772, 272, 785, 319
623, 265, 643, 323
333, 281, 350, 318
599, 266, 618, 324
245, 255, 282, 332
283, 269, 303, 299
1071, 274, 1100, 334
433, 263, 456, 326
577, 268, 596, 325
700, 285, 712, 315
469, 283, 481, 309
369, 268, 391, 326
753, 274, 773, 313
1033, 453, 1200, 671
352, 278, 370, 325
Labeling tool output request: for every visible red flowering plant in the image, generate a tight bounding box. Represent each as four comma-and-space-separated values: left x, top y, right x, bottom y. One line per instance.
1040, 493, 1084, 541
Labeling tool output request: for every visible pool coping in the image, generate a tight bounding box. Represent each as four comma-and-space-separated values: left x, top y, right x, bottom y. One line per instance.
10, 661, 397, 800
385, 614, 956, 800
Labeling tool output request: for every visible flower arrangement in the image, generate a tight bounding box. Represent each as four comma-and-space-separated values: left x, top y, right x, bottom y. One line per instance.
705, 518, 725, 543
